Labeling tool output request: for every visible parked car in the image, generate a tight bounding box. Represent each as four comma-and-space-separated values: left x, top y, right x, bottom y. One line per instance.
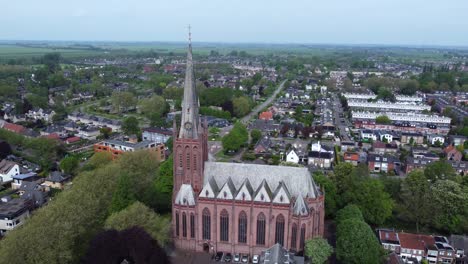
241, 254, 249, 263
233, 254, 241, 263
224, 253, 232, 262
215, 252, 223, 262
252, 255, 259, 264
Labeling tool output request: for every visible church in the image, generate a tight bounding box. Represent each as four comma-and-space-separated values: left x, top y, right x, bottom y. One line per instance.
172, 33, 325, 256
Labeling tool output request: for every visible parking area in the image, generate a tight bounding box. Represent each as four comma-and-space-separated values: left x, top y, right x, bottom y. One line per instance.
212, 252, 260, 263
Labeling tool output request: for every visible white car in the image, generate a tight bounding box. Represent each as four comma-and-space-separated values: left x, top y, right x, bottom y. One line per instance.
233, 254, 241, 263
252, 255, 259, 264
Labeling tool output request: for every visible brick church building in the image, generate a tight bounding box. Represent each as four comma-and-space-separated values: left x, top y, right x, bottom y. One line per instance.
172, 33, 325, 256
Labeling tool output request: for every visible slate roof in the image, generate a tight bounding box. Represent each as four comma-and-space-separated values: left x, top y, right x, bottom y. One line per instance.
203, 162, 319, 199
0, 159, 17, 174
46, 171, 71, 183
175, 184, 196, 206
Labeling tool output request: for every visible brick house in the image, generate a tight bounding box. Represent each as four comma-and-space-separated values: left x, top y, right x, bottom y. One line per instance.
368, 154, 398, 173
343, 152, 359, 166
444, 145, 463, 161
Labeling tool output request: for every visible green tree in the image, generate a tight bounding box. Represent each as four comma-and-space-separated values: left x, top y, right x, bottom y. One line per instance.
111, 92, 136, 113
305, 237, 333, 264
59, 156, 79, 175
336, 219, 383, 264
104, 201, 170, 246
375, 115, 391, 124
222, 122, 248, 152
122, 116, 140, 136
139, 95, 167, 125
424, 160, 457, 182
399, 170, 430, 232
152, 156, 173, 213
83, 152, 113, 171
313, 173, 337, 218
250, 129, 262, 144
109, 173, 136, 214
377, 87, 396, 102
430, 180, 468, 233
336, 204, 364, 225
233, 96, 252, 117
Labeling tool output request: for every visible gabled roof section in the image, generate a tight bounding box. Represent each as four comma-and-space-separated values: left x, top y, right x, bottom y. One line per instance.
175, 184, 196, 206
235, 178, 254, 201
253, 179, 272, 202
272, 181, 291, 204
217, 177, 236, 200
199, 177, 218, 198
293, 195, 309, 216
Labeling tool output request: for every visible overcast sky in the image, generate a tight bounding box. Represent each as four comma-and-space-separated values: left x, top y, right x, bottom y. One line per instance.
2, 0, 468, 46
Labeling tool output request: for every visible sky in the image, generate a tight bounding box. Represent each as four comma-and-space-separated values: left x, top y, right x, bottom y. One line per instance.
1, 0, 468, 46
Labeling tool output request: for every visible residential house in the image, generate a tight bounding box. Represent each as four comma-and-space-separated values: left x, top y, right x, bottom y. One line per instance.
433, 236, 456, 264
11, 172, 41, 190
285, 147, 307, 164
0, 159, 20, 183
250, 119, 280, 135
378, 229, 401, 254
254, 137, 273, 155
401, 132, 424, 145
94, 139, 165, 161
448, 160, 468, 175
18, 180, 49, 208
377, 131, 395, 142
405, 157, 436, 174
343, 152, 360, 166
65, 136, 81, 144
259, 111, 273, 121
398, 232, 435, 263
26, 108, 55, 122
427, 134, 445, 146
308, 151, 334, 169
142, 127, 172, 144
449, 135, 467, 146
42, 171, 71, 190
444, 145, 463, 161
77, 127, 100, 140
372, 141, 399, 154
361, 129, 377, 142
3, 122, 25, 134
0, 197, 30, 236
341, 141, 356, 152
368, 154, 398, 173
449, 234, 468, 260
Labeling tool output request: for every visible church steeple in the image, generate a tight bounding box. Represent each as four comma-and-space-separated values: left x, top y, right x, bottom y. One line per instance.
179, 25, 200, 139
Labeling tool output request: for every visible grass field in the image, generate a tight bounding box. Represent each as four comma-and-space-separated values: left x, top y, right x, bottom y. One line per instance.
0, 44, 104, 60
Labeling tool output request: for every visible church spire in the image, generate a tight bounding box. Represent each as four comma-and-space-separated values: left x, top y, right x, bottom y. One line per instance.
179, 25, 200, 139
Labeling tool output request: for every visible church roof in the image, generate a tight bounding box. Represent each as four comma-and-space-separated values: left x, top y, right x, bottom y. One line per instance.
175, 184, 196, 206
203, 162, 319, 199
293, 195, 309, 216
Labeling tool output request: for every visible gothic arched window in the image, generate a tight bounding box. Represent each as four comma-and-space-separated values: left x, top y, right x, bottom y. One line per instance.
190, 213, 195, 238
238, 211, 247, 244
256, 213, 266, 245
275, 214, 285, 246
202, 208, 211, 240
182, 212, 187, 238
220, 209, 229, 242
291, 223, 297, 249
175, 211, 180, 237
300, 224, 306, 250
185, 147, 190, 170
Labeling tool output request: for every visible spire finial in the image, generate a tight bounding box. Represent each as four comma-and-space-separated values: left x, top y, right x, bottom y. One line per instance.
188, 24, 192, 43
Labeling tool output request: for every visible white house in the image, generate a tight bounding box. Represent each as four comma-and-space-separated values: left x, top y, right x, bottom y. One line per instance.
360, 130, 377, 141
26, 108, 55, 123
142, 127, 172, 144
0, 197, 30, 236
77, 127, 100, 140
320, 86, 327, 94
427, 134, 445, 146
0, 160, 20, 183
286, 149, 300, 164
377, 131, 394, 143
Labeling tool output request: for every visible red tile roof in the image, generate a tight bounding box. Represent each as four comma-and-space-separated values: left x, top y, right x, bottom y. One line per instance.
344, 152, 359, 161
65, 136, 81, 144
3, 122, 25, 134
379, 229, 399, 243
398, 232, 434, 251
259, 111, 273, 120
45, 133, 60, 140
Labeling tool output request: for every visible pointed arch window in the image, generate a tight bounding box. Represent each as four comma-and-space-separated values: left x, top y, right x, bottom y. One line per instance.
193, 154, 197, 171
178, 147, 183, 168
175, 211, 180, 237
202, 208, 211, 240
220, 209, 229, 242
185, 147, 190, 170
256, 213, 266, 245
300, 224, 306, 250
275, 214, 285, 246
238, 211, 247, 244
291, 223, 298, 249
182, 212, 187, 238
190, 213, 195, 238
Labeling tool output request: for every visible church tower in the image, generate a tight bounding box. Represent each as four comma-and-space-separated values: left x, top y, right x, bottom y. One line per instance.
173, 28, 208, 194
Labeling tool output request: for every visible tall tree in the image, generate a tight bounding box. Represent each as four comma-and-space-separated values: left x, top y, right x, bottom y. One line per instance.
305, 237, 333, 264
399, 170, 430, 232
313, 173, 337, 218
109, 174, 136, 214
233, 96, 251, 117
121, 116, 140, 136
424, 161, 457, 183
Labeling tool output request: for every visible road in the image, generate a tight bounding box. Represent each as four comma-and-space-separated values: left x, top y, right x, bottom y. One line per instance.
331, 94, 352, 142
240, 80, 287, 124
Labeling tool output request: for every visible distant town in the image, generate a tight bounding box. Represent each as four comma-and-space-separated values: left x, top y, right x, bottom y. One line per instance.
0, 39, 467, 264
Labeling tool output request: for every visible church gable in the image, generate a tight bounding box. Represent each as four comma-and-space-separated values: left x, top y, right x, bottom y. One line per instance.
199, 177, 218, 198
217, 177, 236, 200
253, 180, 272, 202
235, 179, 253, 201
272, 182, 291, 204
